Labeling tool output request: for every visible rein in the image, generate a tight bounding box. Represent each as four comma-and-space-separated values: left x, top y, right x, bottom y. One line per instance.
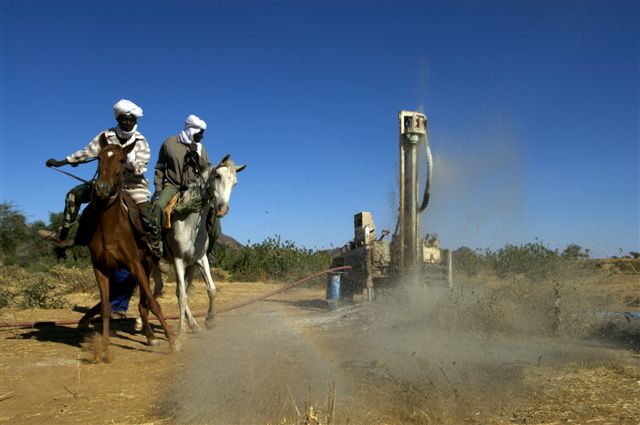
50, 167, 93, 184
48, 157, 99, 184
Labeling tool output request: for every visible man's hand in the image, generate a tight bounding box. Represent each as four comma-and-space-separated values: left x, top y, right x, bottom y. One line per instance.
150, 191, 160, 203
45, 158, 68, 168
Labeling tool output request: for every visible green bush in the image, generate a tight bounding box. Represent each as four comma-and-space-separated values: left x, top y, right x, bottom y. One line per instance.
484, 242, 561, 281
453, 246, 482, 276
482, 242, 594, 282
0, 285, 11, 309
214, 235, 331, 282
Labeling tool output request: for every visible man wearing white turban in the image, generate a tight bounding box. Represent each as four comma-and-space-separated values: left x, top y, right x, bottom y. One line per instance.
152, 114, 219, 259
44, 99, 153, 248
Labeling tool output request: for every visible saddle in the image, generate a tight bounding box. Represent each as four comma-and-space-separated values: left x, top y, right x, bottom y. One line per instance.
122, 192, 146, 236
164, 193, 180, 229
162, 182, 214, 229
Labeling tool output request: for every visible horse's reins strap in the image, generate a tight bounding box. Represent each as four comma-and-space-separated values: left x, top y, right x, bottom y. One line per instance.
50, 167, 90, 184
48, 157, 98, 184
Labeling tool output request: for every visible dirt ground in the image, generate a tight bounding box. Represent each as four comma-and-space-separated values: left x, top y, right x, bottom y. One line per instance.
1, 275, 639, 425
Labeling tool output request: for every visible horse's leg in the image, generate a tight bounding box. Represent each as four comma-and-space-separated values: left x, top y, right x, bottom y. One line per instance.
137, 291, 158, 346
139, 261, 162, 333
139, 256, 154, 332
183, 266, 200, 332
129, 260, 180, 352
93, 267, 112, 363
151, 264, 164, 298
78, 301, 102, 329
173, 258, 189, 337
195, 254, 217, 330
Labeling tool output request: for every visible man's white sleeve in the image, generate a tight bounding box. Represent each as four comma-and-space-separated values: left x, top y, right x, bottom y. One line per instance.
65, 133, 102, 163
133, 137, 151, 175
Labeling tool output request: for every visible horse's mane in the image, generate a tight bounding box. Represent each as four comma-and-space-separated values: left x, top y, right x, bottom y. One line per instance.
172, 167, 208, 214
173, 158, 238, 215
173, 166, 214, 215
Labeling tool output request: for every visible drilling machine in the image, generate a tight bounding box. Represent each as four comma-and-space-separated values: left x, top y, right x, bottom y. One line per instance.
331, 110, 452, 303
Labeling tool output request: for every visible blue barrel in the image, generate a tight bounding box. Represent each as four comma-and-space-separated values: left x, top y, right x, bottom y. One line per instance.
326, 273, 341, 310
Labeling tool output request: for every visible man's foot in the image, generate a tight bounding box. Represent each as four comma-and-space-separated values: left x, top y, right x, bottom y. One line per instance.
110, 310, 127, 320
157, 260, 171, 274
38, 229, 73, 248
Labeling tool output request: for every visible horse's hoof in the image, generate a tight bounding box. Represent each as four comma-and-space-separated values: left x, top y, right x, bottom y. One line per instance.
205, 317, 216, 330
147, 337, 160, 347
177, 327, 186, 339
102, 349, 114, 364
189, 323, 201, 333
134, 317, 143, 332
170, 340, 182, 352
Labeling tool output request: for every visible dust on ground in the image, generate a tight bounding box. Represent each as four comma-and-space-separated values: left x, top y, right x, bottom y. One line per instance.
1, 273, 639, 425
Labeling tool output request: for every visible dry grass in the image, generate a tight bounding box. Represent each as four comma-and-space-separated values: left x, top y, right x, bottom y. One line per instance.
512, 362, 640, 424
266, 382, 339, 425
0, 265, 95, 310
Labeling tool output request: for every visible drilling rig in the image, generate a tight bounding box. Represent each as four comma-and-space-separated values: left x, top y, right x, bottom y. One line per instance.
331, 110, 452, 302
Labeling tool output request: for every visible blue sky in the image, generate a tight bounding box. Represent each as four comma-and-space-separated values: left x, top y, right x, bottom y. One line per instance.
1, 1, 638, 257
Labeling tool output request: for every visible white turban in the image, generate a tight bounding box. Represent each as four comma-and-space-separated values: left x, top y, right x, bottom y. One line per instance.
179, 114, 207, 155
113, 99, 143, 118
184, 114, 207, 131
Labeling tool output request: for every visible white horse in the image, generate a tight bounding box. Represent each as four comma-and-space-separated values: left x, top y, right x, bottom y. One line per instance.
152, 154, 245, 336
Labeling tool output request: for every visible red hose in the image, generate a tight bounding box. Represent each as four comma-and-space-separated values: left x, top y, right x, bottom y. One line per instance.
0, 266, 351, 329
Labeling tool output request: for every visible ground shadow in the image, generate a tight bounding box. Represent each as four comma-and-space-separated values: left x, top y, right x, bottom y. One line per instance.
11, 319, 161, 350
10, 324, 92, 348
71, 305, 91, 314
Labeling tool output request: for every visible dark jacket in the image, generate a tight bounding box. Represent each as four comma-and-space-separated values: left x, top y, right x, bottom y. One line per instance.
153, 135, 210, 191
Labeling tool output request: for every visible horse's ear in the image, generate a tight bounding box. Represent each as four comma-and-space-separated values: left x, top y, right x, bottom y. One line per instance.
123, 140, 137, 155
235, 164, 246, 173
216, 154, 231, 168
98, 133, 108, 149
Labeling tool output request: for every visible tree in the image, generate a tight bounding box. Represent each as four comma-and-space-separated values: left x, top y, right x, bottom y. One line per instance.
561, 244, 590, 260
0, 202, 29, 263
453, 246, 482, 276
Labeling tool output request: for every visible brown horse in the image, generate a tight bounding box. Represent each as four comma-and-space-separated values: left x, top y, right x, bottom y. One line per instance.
84, 135, 180, 362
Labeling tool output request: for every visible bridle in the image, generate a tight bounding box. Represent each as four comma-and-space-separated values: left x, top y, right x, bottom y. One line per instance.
92, 150, 126, 210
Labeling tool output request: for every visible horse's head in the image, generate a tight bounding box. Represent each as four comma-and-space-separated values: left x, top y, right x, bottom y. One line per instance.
209, 154, 246, 218
94, 135, 135, 201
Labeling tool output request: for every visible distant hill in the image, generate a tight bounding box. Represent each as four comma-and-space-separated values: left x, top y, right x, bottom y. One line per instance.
218, 233, 243, 250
